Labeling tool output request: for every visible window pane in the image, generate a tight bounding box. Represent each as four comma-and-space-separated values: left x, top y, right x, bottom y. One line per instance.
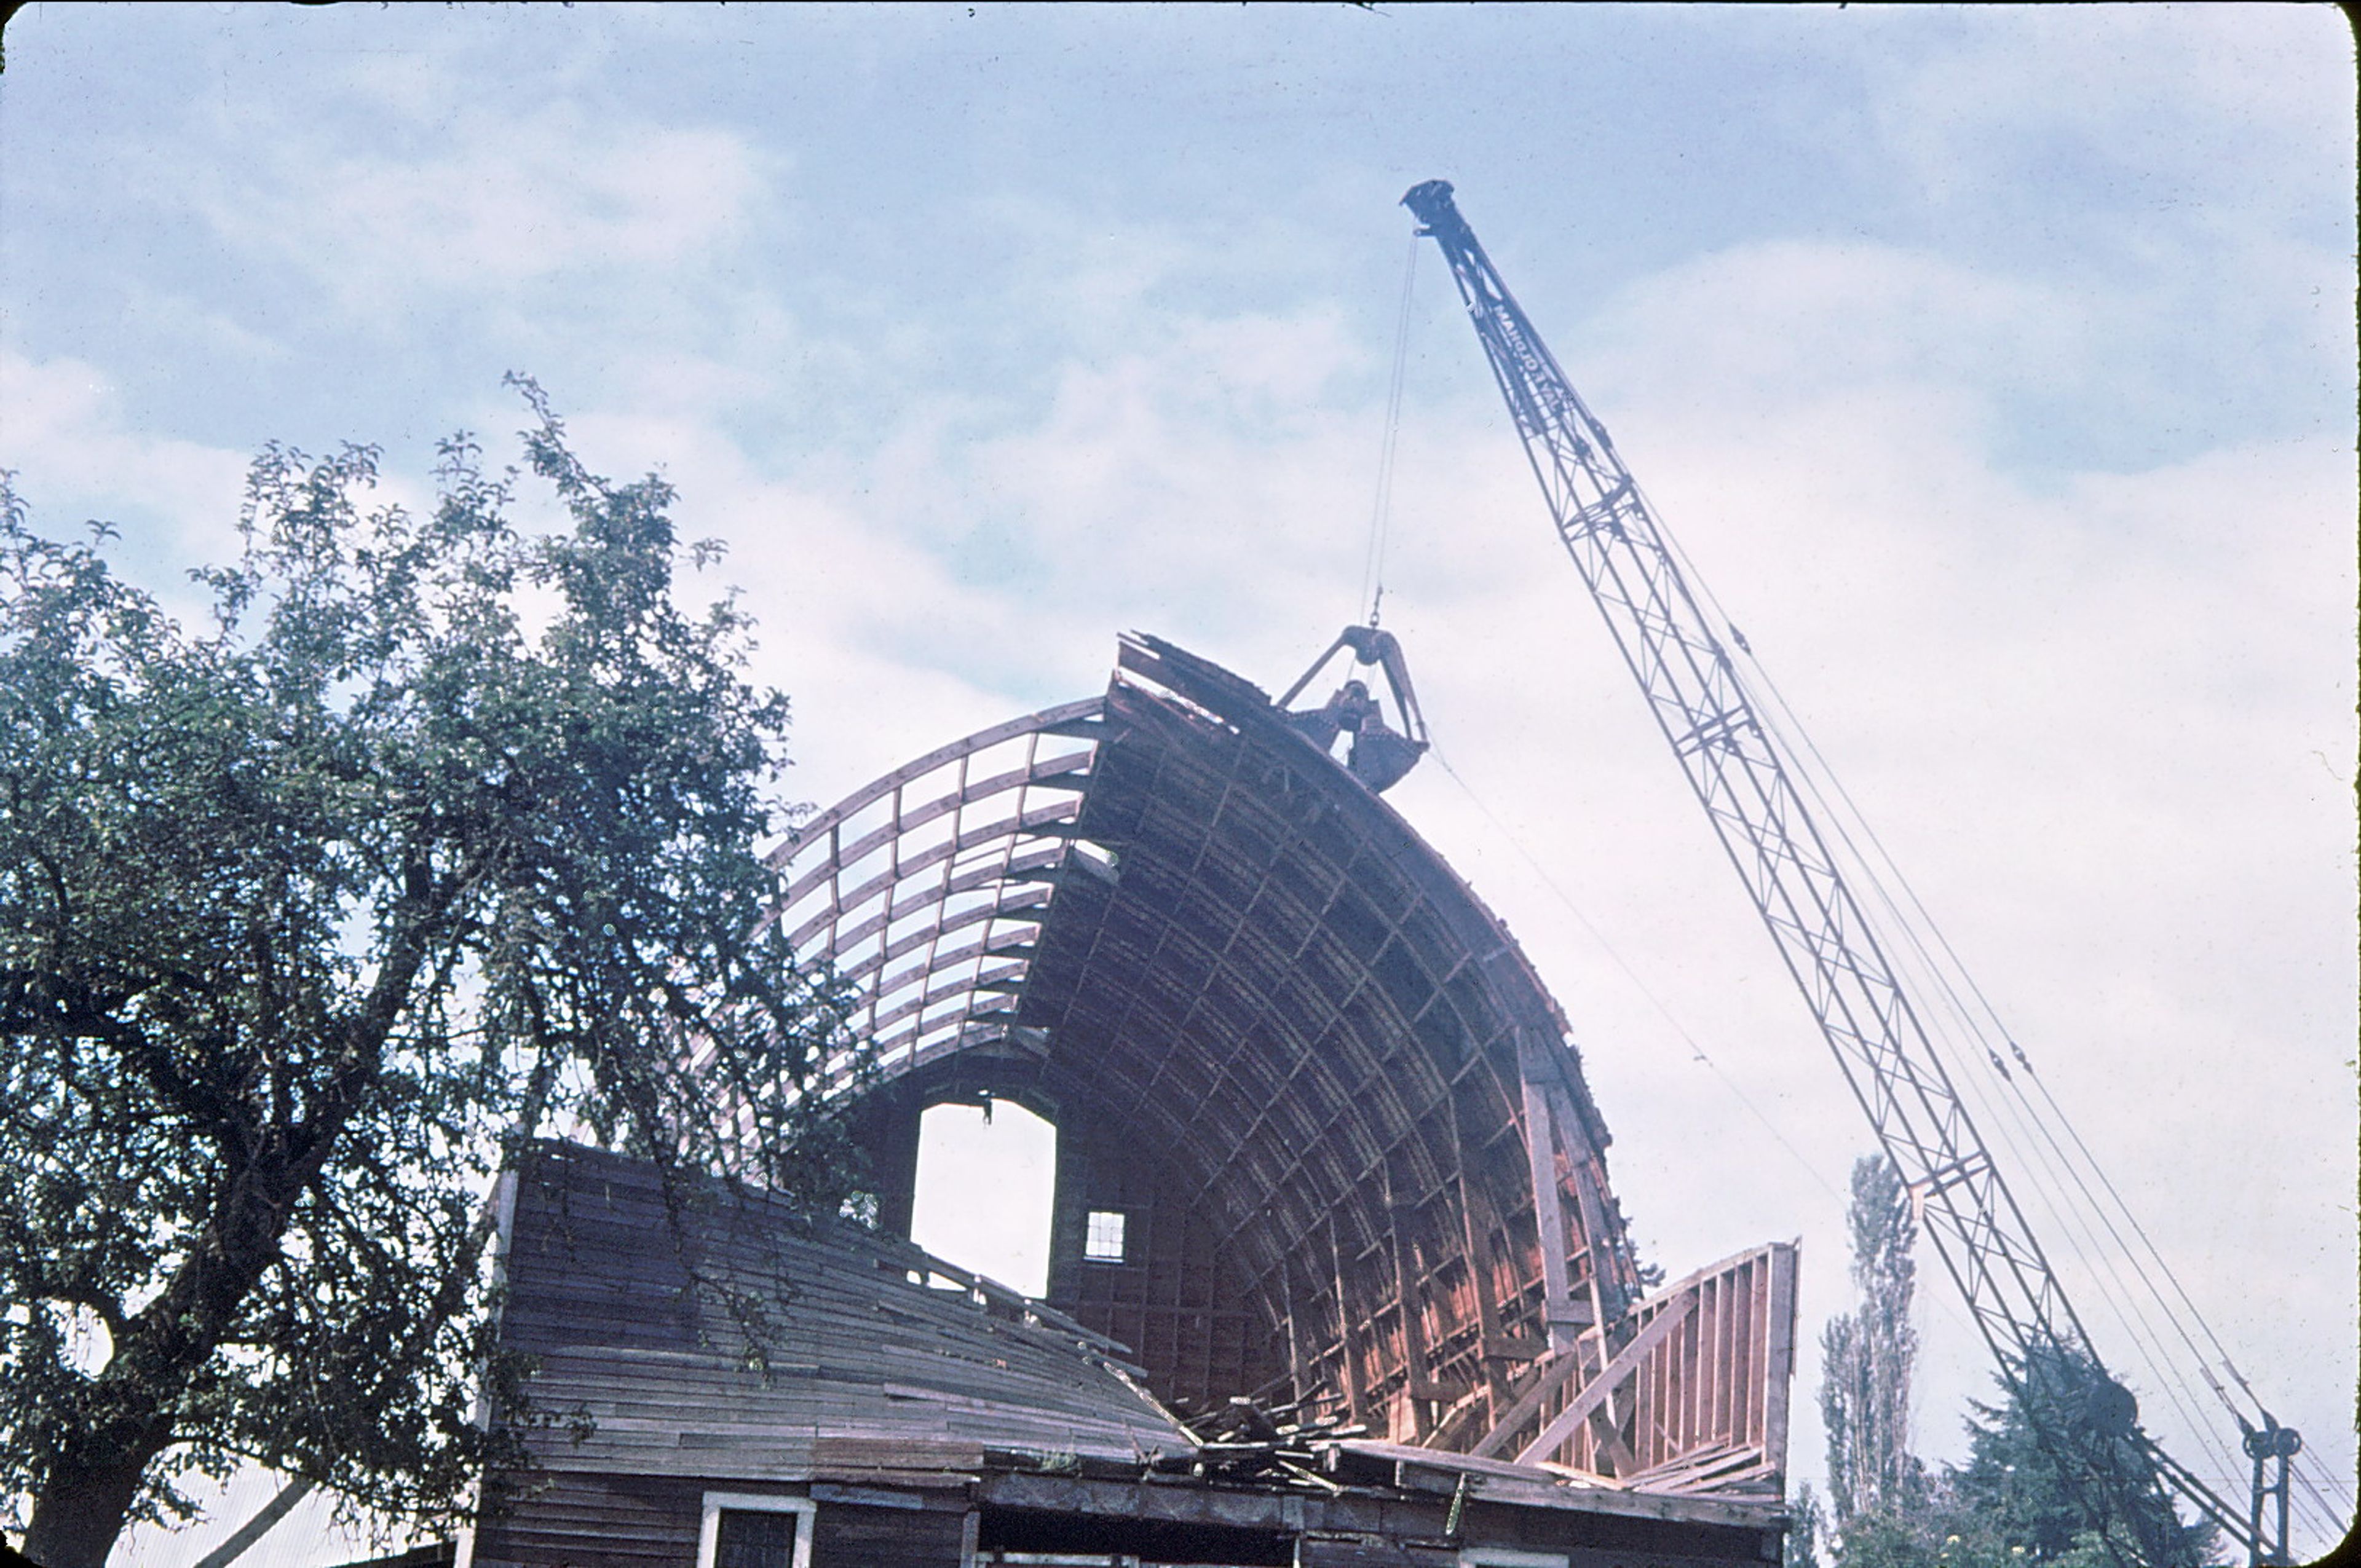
717, 1507, 797, 1568
1084, 1209, 1126, 1263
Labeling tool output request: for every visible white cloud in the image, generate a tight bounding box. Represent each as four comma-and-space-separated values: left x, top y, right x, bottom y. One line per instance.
1594, 238, 2089, 411
8, 4, 2352, 1553
177, 100, 770, 309
1832, 4, 2349, 218
0, 349, 253, 588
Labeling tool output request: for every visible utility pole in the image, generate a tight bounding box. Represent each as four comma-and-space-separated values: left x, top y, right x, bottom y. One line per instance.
2242, 1417, 2300, 1566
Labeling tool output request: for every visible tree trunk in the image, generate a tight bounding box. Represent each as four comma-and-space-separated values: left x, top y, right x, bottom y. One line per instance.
17, 1143, 328, 1568
22, 1446, 160, 1568
15, 976, 420, 1567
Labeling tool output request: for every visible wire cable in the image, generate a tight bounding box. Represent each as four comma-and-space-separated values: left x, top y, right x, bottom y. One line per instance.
1728, 634, 2263, 1511
1621, 476, 2320, 1535
1731, 603, 2261, 1400
1741, 660, 2269, 1475
1753, 644, 2356, 1542
1422, 739, 2010, 1373
1427, 741, 1845, 1205
1360, 235, 1420, 629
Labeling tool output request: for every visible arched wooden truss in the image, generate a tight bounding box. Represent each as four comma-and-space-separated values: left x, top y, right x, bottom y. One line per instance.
765, 698, 1104, 1086
761, 634, 1795, 1496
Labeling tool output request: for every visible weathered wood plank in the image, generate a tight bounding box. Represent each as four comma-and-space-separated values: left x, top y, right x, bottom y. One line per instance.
494, 1144, 1187, 1486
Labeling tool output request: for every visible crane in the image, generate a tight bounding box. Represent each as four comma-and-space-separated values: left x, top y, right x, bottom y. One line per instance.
1398, 178, 2293, 1564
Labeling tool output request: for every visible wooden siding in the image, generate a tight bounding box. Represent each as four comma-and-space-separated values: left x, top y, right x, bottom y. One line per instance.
491, 1143, 1187, 1488
470, 1468, 704, 1566
811, 1500, 968, 1568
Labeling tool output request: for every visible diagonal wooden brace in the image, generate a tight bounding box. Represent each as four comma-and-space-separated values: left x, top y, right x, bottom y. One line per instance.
1466, 1330, 1637, 1473
1514, 1291, 1697, 1467
1468, 1335, 1594, 1460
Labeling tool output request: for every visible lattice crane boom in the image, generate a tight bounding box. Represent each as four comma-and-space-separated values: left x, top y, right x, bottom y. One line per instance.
1401, 178, 2258, 1561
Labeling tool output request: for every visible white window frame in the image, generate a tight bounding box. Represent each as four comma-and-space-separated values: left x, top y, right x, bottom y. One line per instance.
1459, 1551, 1570, 1568
696, 1490, 817, 1568
1083, 1208, 1128, 1263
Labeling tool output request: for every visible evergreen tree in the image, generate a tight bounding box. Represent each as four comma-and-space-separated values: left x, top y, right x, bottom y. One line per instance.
1786, 1480, 1826, 1568
1814, 1162, 2220, 1568
1951, 1341, 2218, 1568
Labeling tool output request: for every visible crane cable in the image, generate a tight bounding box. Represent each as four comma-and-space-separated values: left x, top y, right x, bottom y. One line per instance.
1683, 561, 2351, 1533
1721, 620, 2267, 1512
1360, 235, 1419, 630
1625, 482, 2252, 1500
1748, 672, 2242, 1451
1425, 741, 1850, 1207
1744, 674, 2286, 1486
1589, 463, 2319, 1529
1420, 739, 2003, 1403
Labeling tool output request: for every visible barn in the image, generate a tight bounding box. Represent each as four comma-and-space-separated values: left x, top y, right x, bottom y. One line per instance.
456, 634, 1799, 1568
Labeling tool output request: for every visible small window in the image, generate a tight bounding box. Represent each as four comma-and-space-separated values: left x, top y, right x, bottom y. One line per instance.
719, 1510, 794, 1568
1083, 1209, 1127, 1263
697, 1492, 814, 1568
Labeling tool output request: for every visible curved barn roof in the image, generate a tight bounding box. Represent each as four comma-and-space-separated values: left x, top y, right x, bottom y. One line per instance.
761, 635, 1790, 1489
499, 1143, 1188, 1471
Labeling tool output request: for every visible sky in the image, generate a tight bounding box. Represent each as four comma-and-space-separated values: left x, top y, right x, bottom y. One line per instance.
1, 3, 2352, 1562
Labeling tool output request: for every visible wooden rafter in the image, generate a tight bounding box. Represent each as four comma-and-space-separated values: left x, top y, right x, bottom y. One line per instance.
755, 636, 1793, 1500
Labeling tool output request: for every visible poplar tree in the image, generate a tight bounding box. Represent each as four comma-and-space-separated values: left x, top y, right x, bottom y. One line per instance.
1815, 1156, 2217, 1568
1821, 1154, 1921, 1530
1, 391, 861, 1567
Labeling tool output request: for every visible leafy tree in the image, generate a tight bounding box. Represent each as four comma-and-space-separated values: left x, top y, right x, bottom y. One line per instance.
1822, 1154, 1923, 1531
1787, 1479, 1827, 1568
1, 389, 861, 1567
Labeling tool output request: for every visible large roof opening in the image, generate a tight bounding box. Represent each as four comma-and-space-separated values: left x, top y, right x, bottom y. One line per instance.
908, 1098, 1058, 1298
